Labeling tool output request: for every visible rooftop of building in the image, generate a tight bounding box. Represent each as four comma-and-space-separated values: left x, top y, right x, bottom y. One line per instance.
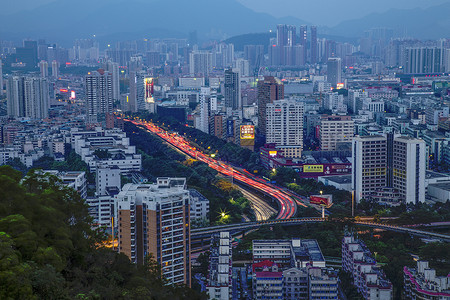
427, 182, 450, 192
319, 175, 352, 184
425, 170, 450, 180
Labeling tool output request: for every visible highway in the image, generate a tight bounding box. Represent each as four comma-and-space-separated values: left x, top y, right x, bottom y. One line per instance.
237, 186, 277, 221
125, 118, 297, 219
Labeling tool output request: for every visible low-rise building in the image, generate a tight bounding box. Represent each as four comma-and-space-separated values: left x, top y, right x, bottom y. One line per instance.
342, 232, 393, 299
206, 232, 232, 300
404, 260, 450, 300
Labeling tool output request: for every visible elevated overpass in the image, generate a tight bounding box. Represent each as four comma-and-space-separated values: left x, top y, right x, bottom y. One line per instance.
191, 218, 450, 242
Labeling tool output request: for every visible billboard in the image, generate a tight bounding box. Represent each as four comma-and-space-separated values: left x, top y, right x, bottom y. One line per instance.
240, 125, 255, 140
269, 150, 278, 157
310, 195, 331, 206
227, 120, 234, 137
144, 78, 154, 103
303, 165, 323, 173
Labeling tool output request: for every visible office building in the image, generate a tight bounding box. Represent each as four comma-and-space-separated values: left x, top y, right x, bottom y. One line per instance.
39, 60, 49, 78
257, 76, 284, 135
116, 178, 191, 286
224, 68, 241, 112
51, 60, 59, 78
327, 57, 342, 88
206, 232, 232, 300
404, 260, 450, 299
7, 76, 49, 119
85, 69, 113, 124
319, 115, 354, 151
342, 232, 393, 300
197, 87, 210, 134
352, 134, 426, 204
266, 99, 304, 158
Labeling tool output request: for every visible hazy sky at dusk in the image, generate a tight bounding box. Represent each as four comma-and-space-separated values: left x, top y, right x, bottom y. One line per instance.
0, 0, 448, 27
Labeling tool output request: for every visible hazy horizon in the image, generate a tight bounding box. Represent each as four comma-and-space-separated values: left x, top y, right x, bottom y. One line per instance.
1, 0, 448, 27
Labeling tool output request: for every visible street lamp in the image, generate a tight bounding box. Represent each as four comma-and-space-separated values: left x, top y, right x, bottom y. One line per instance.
320, 190, 323, 195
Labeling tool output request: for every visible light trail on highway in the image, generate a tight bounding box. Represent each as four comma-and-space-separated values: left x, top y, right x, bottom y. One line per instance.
125, 117, 297, 219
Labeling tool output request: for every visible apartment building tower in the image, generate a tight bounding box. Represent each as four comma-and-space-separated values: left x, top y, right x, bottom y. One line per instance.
85, 69, 113, 124
116, 178, 191, 286
266, 99, 304, 158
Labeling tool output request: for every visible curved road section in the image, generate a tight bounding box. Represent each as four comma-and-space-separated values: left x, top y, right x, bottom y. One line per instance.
126, 118, 297, 219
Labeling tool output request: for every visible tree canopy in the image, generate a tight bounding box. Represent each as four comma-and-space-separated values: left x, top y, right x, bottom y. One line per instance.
0, 166, 205, 299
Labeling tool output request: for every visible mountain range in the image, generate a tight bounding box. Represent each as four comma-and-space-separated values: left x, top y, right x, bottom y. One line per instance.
0, 0, 449, 45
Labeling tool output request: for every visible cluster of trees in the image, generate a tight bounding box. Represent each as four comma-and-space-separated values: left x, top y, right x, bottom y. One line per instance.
124, 122, 252, 224
0, 166, 204, 299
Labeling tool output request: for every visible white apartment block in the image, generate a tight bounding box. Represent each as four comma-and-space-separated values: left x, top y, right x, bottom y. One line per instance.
319, 115, 354, 151
96, 166, 121, 196
189, 189, 209, 223
43, 170, 87, 199
352, 135, 388, 203
352, 134, 426, 204
393, 136, 426, 204
207, 232, 232, 300
266, 99, 304, 158
342, 233, 393, 300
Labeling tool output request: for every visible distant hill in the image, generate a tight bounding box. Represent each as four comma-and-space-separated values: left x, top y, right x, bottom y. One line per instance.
0, 0, 307, 45
331, 2, 450, 39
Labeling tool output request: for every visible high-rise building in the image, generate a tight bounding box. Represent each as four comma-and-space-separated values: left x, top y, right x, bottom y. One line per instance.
287, 25, 296, 47
310, 26, 318, 64
39, 60, 48, 78
392, 136, 426, 204
224, 68, 241, 112
319, 115, 354, 151
206, 232, 232, 300
105, 61, 120, 101
116, 178, 191, 286
233, 58, 250, 77
128, 71, 146, 112
352, 135, 388, 203
51, 60, 59, 78
6, 76, 49, 119
352, 134, 426, 204
277, 24, 288, 47
85, 69, 113, 124
0, 59, 3, 94
257, 76, 284, 135
189, 51, 213, 75
244, 45, 264, 67
266, 99, 304, 158
405, 47, 443, 74
299, 25, 308, 63
327, 57, 342, 88
198, 87, 211, 134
